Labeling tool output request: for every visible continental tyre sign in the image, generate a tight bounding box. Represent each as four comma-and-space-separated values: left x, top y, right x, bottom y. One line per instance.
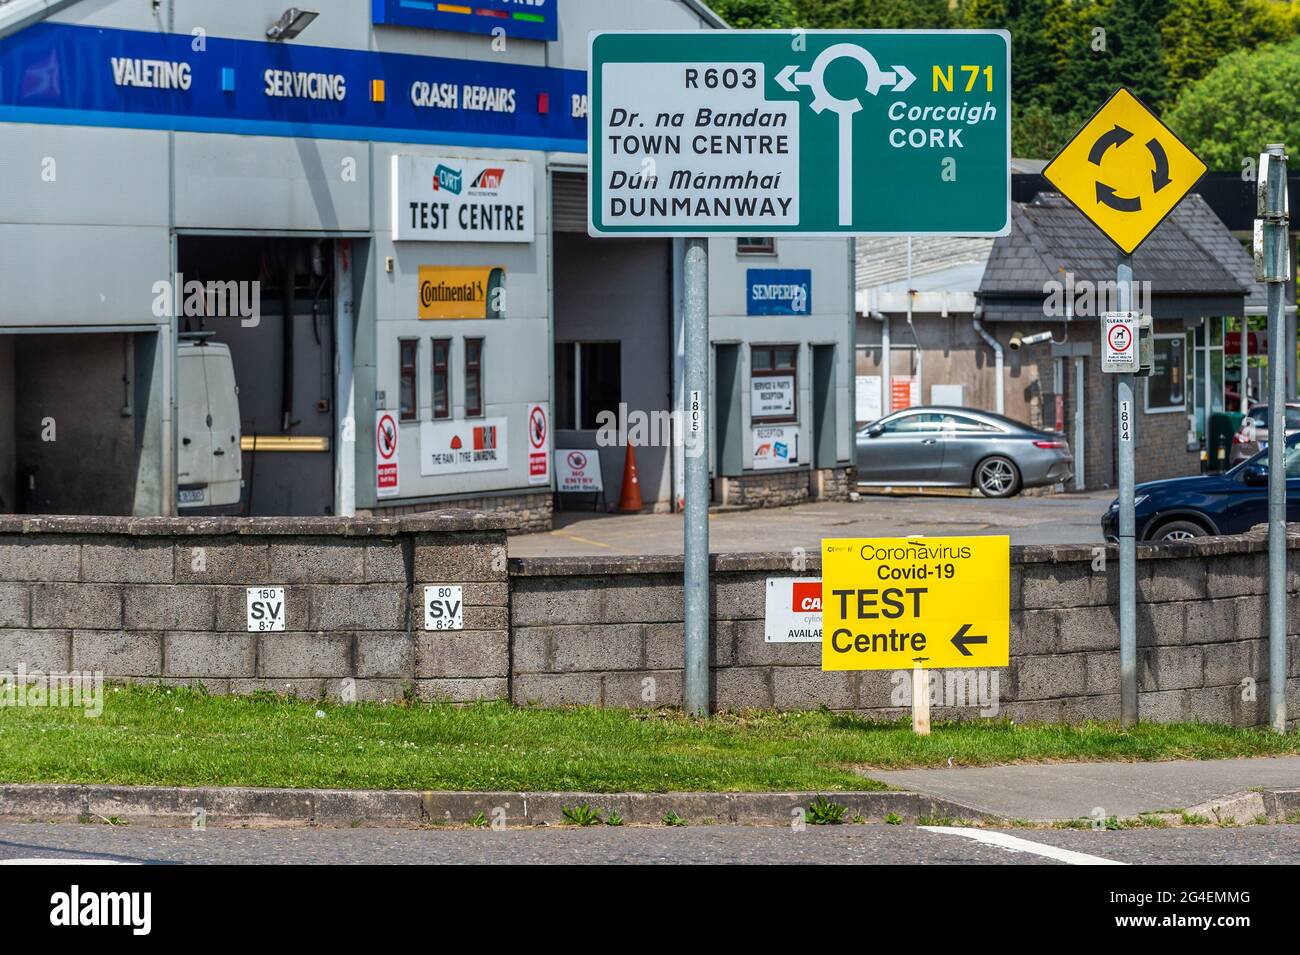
418, 266, 505, 319
392, 155, 535, 242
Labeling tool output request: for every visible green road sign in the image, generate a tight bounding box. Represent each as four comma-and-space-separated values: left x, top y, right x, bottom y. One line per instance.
588, 30, 1011, 237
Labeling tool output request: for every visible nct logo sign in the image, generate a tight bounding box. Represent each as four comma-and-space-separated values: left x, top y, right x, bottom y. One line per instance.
432, 164, 463, 194
473, 168, 506, 189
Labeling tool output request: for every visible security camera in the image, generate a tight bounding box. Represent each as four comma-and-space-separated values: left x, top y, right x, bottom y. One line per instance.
1008, 330, 1053, 350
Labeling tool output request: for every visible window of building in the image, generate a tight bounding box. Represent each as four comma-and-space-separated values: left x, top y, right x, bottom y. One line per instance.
751, 345, 798, 423
431, 338, 451, 419
1185, 317, 1225, 447
555, 342, 622, 430
464, 337, 484, 418
737, 237, 775, 255
1145, 333, 1186, 414
399, 339, 418, 421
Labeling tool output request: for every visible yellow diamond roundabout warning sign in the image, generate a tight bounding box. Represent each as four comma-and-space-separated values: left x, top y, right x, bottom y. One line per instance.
1042, 87, 1207, 255
821, 536, 1010, 671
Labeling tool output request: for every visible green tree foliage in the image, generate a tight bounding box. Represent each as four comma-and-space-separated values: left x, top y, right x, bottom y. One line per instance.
1167, 36, 1300, 168
710, 0, 953, 29
792, 0, 953, 28
709, 0, 1300, 161
1162, 0, 1299, 94
1013, 102, 1083, 158
707, 0, 800, 28
1099, 0, 1170, 107
960, 0, 1059, 107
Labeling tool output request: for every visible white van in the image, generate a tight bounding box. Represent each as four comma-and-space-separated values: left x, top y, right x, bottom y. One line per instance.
176, 338, 242, 508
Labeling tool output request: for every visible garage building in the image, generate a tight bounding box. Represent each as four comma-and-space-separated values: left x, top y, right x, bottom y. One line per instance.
0, 0, 856, 529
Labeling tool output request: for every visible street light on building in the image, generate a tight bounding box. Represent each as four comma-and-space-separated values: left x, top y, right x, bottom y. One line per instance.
267, 8, 318, 41
1008, 330, 1053, 350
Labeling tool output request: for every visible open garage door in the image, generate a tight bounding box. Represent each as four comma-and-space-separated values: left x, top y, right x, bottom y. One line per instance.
177, 236, 337, 516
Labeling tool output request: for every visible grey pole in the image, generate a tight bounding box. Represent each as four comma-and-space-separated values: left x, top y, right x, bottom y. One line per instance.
1267, 278, 1287, 733
1117, 253, 1138, 728
1261, 144, 1290, 733
683, 238, 710, 715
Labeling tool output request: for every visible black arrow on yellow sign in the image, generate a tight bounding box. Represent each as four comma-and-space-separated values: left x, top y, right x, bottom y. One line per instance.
1089, 127, 1175, 213
950, 623, 988, 657
1148, 138, 1171, 192
1087, 124, 1132, 165
1096, 182, 1142, 212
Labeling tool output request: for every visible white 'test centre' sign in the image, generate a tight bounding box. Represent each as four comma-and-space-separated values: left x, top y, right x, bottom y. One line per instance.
392, 155, 535, 243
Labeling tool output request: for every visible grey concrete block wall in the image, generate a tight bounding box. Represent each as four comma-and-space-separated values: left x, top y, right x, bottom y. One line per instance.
508, 530, 1300, 728
359, 489, 553, 534
0, 513, 510, 703
1, 515, 1296, 726
717, 466, 854, 510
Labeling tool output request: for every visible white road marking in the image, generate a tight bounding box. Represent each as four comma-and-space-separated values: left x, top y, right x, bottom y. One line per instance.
921, 826, 1126, 865
0, 859, 136, 865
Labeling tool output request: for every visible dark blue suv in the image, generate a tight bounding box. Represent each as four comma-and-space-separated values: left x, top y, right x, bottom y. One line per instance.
1102, 433, 1300, 542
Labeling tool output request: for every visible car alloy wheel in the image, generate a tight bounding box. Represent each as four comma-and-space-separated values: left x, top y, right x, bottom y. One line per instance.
1159, 522, 1206, 545
975, 456, 1019, 498
1152, 520, 1208, 542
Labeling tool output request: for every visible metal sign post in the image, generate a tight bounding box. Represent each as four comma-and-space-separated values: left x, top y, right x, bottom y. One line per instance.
1045, 87, 1209, 728
821, 534, 1010, 736
1116, 256, 1138, 728
1258, 144, 1290, 734
683, 238, 710, 715
590, 30, 1012, 715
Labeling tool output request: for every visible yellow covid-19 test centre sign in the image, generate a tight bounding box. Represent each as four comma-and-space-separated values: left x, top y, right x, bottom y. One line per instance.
821, 536, 1010, 671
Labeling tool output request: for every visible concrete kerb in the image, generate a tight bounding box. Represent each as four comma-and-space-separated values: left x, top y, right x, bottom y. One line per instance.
1176, 789, 1300, 826
0, 784, 988, 828
0, 510, 512, 538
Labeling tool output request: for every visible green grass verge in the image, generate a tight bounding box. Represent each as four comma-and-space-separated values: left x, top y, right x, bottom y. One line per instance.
1, 685, 1298, 792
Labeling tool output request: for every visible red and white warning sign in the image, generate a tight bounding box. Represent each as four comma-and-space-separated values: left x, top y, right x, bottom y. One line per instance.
527, 402, 550, 486
1102, 312, 1138, 373
376, 411, 399, 498
764, 577, 822, 643
555, 449, 604, 493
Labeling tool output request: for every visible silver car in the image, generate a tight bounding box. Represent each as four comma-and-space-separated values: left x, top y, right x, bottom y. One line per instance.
1228, 403, 1300, 466
856, 406, 1074, 498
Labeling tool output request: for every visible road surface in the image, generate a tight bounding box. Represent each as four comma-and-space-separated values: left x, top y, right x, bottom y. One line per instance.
868, 756, 1300, 821
513, 490, 1112, 557
1, 821, 1295, 865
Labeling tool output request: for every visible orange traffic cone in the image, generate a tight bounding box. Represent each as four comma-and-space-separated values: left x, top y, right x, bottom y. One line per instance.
618, 444, 643, 512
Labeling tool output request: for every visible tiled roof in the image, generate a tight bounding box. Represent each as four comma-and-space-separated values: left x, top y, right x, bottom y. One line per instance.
1172, 194, 1266, 310
978, 192, 1246, 298
855, 235, 994, 290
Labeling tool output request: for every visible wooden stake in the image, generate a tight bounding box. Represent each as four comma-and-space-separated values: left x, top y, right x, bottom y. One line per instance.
912, 660, 931, 736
